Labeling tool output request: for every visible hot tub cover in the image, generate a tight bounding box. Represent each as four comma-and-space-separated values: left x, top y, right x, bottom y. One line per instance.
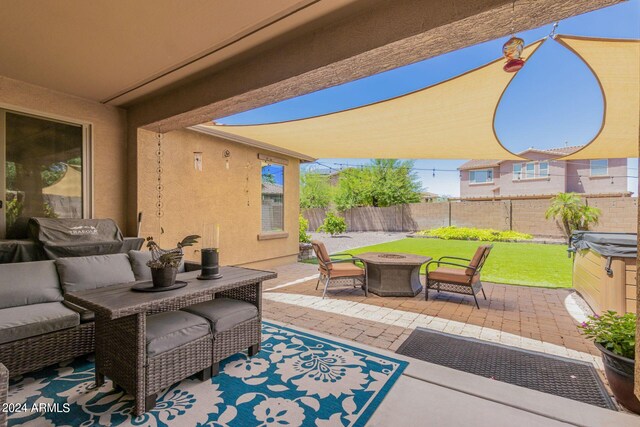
571, 231, 637, 258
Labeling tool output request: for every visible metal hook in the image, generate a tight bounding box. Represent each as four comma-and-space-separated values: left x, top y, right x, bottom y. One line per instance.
549, 22, 559, 39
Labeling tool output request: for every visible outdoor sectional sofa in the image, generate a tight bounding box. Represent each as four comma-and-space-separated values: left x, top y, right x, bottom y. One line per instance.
0, 251, 263, 415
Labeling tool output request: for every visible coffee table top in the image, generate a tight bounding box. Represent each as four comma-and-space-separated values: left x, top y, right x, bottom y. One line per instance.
357, 252, 431, 265
65, 266, 276, 319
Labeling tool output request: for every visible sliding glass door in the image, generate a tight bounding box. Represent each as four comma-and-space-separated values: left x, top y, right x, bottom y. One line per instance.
0, 109, 88, 238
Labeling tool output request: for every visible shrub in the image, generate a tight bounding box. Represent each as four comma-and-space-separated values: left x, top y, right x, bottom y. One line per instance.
416, 226, 532, 242
580, 311, 636, 359
299, 214, 311, 243
545, 192, 601, 239
317, 212, 347, 236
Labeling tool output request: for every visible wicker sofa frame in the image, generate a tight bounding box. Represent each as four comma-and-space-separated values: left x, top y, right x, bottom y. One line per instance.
0, 363, 7, 427
70, 268, 273, 416
425, 245, 493, 309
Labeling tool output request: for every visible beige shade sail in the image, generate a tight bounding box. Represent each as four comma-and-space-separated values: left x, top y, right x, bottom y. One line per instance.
200, 36, 638, 160
554, 36, 639, 160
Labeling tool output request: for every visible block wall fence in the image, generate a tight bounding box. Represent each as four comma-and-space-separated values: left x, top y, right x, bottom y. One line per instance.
302, 197, 638, 238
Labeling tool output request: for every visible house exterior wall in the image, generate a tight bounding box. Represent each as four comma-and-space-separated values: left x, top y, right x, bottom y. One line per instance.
460, 152, 628, 199
137, 128, 300, 268
498, 152, 566, 197
566, 158, 628, 193
0, 76, 128, 228
459, 168, 500, 198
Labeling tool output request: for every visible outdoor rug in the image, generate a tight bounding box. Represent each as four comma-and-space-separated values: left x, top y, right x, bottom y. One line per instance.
396, 327, 616, 410
6, 322, 407, 426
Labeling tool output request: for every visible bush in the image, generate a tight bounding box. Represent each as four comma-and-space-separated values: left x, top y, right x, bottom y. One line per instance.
317, 212, 347, 236
417, 226, 532, 242
299, 215, 311, 243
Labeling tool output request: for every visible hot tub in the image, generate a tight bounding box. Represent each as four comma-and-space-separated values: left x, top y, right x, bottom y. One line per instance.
570, 231, 637, 314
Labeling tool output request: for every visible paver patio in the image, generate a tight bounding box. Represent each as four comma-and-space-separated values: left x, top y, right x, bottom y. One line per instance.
262, 262, 601, 369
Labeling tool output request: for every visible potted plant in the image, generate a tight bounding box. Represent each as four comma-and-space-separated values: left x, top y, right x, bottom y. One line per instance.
146, 234, 200, 288
580, 310, 639, 413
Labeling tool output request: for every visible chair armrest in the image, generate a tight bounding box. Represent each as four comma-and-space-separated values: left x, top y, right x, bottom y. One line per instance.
425, 260, 475, 273
438, 255, 471, 262
62, 300, 93, 317
330, 253, 354, 258
325, 257, 362, 265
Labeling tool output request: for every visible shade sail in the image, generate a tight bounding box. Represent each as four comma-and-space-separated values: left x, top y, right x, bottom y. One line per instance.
200, 36, 638, 160
554, 36, 640, 160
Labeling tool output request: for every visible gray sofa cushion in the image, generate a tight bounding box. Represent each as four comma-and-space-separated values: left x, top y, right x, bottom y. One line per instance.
55, 253, 135, 293
128, 250, 186, 281
146, 311, 210, 357
0, 260, 63, 309
182, 298, 258, 334
0, 302, 80, 344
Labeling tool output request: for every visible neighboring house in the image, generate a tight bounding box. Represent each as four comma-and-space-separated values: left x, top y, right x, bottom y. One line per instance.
458, 146, 629, 199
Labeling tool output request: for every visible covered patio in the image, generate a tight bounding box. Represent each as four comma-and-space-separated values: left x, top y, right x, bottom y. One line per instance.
0, 0, 639, 425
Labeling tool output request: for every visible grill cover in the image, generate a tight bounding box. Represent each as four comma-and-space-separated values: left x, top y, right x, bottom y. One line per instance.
570, 231, 637, 258
28, 218, 126, 259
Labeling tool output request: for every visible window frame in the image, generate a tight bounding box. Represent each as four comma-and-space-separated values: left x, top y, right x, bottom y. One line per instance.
260, 160, 286, 235
590, 159, 609, 177
0, 107, 92, 239
539, 161, 549, 178
468, 168, 494, 184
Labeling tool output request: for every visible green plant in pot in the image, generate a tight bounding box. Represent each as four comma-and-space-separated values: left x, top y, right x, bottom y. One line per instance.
580, 311, 639, 413
146, 235, 200, 288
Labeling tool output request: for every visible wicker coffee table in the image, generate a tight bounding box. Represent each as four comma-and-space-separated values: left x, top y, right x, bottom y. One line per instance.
357, 252, 431, 297
65, 266, 276, 416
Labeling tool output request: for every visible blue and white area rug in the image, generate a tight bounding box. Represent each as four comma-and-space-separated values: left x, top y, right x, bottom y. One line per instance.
7, 322, 407, 426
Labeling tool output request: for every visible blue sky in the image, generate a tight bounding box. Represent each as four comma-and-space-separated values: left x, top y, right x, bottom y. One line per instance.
220, 0, 640, 196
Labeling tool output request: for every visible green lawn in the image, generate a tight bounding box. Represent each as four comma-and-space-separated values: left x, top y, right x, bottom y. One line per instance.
314, 238, 573, 288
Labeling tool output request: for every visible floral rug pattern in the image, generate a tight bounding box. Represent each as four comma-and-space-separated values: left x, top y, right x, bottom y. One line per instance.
7, 322, 407, 426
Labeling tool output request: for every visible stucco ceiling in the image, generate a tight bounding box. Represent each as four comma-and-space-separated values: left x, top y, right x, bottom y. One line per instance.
0, 0, 359, 105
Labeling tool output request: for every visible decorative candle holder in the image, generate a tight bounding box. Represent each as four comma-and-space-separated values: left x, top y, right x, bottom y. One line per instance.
197, 248, 223, 280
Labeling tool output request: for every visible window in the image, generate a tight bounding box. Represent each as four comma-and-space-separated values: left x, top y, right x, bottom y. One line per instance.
525, 162, 535, 179
514, 161, 548, 180
539, 161, 549, 177
469, 169, 493, 184
1, 109, 89, 238
513, 164, 522, 180
590, 159, 608, 176
261, 162, 284, 232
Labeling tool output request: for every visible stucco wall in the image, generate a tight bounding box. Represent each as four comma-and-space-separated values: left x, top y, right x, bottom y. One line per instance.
459, 168, 500, 198
566, 158, 627, 193
0, 76, 128, 228
137, 128, 299, 268
499, 152, 566, 197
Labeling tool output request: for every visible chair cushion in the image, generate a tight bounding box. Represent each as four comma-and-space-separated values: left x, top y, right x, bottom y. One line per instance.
0, 260, 63, 309
56, 253, 136, 293
466, 246, 489, 276
128, 250, 185, 281
324, 262, 364, 278
429, 267, 478, 284
182, 298, 258, 334
0, 302, 80, 344
146, 311, 210, 357
311, 241, 332, 268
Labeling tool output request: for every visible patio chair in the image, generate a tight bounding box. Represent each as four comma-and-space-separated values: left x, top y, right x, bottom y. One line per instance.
311, 241, 367, 299
425, 245, 493, 309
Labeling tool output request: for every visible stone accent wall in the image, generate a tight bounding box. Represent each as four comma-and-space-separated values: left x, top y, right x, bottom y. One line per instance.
303, 196, 637, 237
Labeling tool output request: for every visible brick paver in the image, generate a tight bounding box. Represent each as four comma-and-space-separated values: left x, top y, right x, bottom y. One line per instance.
262, 263, 601, 368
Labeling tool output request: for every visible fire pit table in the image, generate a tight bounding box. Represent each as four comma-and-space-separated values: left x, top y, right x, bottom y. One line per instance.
357, 252, 431, 297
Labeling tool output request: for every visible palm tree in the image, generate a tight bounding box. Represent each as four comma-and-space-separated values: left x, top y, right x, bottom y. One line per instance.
545, 193, 600, 240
